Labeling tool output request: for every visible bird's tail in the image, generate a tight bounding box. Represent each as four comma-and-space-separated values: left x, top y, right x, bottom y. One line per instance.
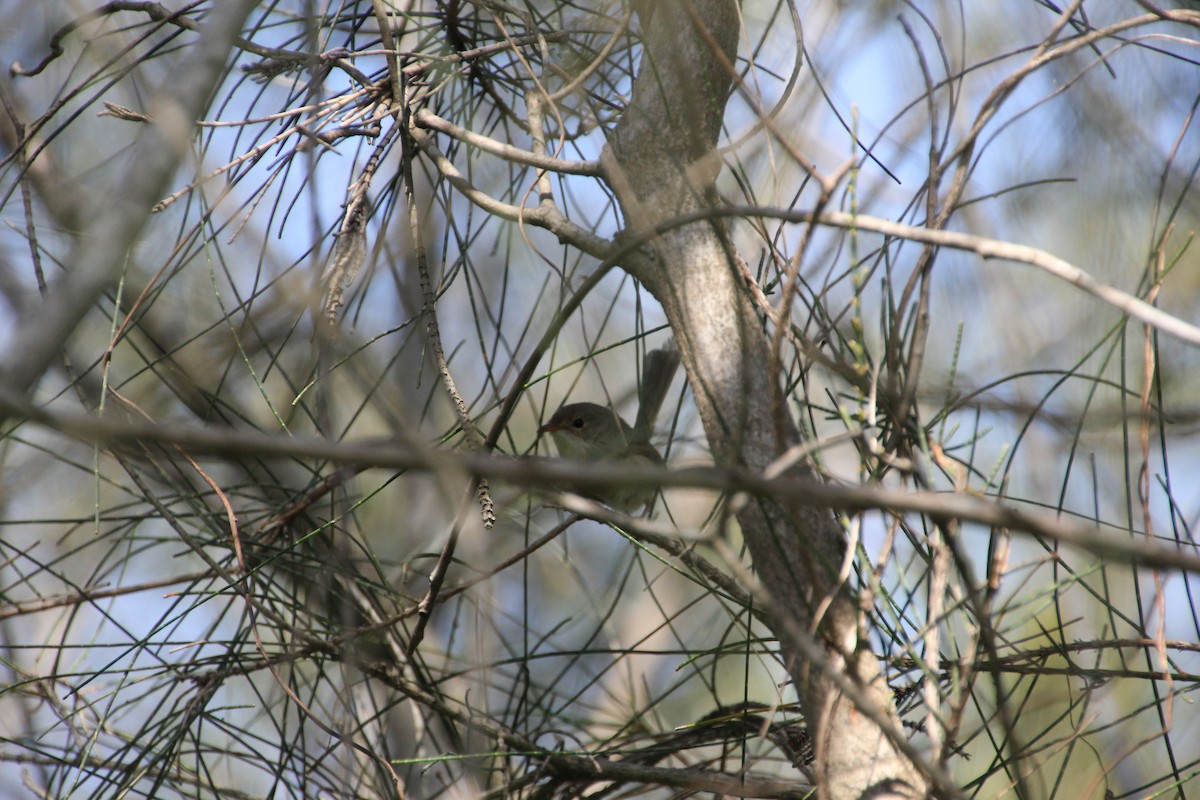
634, 338, 680, 438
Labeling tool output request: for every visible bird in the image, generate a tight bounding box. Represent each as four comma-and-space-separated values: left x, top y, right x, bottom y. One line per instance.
538, 341, 680, 512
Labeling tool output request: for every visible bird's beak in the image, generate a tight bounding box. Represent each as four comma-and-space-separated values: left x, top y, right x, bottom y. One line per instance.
537, 421, 560, 435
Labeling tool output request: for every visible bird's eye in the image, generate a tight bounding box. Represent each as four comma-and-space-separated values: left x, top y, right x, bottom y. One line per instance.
572, 418, 584, 428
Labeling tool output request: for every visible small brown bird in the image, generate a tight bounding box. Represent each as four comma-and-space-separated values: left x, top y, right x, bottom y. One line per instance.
539, 341, 680, 511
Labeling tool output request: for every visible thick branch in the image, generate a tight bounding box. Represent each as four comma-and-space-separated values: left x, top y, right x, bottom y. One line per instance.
600, 2, 931, 798
3, 394, 1196, 577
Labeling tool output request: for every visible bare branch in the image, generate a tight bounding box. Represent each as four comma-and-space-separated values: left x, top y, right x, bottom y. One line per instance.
0, 1, 258, 398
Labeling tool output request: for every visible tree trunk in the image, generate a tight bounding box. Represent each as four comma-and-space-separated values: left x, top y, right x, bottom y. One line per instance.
601, 3, 928, 798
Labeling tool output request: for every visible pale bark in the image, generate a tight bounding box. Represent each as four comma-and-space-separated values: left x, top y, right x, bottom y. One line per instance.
601, 2, 929, 798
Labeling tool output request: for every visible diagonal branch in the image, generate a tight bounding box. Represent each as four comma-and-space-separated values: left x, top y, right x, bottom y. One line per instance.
0, 0, 259, 403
